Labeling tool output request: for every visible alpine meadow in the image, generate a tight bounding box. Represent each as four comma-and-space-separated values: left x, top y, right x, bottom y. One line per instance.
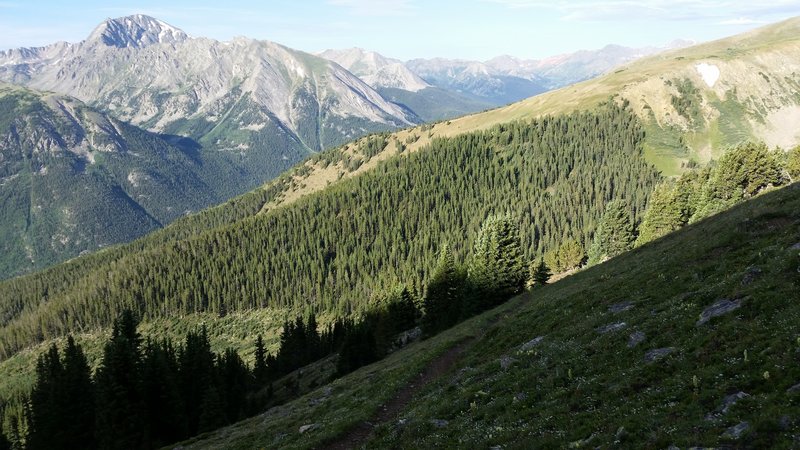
0, 4, 799, 450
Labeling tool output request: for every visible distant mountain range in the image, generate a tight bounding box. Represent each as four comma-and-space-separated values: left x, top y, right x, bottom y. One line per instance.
0, 14, 685, 278
321, 41, 693, 107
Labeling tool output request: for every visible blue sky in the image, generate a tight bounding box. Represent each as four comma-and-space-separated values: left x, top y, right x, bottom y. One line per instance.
2, 1, 800, 60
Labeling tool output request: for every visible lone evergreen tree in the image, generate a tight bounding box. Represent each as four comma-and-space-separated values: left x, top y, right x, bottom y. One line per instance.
253, 334, 269, 386
636, 182, 683, 246
529, 259, 552, 287
469, 215, 526, 307
588, 201, 635, 265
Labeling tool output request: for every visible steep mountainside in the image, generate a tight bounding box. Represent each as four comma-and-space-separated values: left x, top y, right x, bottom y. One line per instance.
0, 15, 416, 185
183, 181, 800, 449
406, 57, 549, 105
430, 17, 800, 175
320, 48, 495, 121
319, 48, 430, 92
0, 83, 222, 278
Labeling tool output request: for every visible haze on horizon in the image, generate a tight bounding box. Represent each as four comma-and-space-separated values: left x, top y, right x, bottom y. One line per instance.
1, 0, 799, 61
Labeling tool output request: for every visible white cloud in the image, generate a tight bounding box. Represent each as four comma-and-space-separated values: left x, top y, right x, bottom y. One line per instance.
327, 0, 416, 16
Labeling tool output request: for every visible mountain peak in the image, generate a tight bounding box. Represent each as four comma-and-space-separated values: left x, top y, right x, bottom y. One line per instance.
87, 14, 188, 48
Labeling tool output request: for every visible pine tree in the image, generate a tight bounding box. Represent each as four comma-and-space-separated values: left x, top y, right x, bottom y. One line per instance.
60, 336, 95, 449
588, 201, 635, 265
422, 243, 462, 334
386, 285, 418, 332
788, 145, 800, 180
469, 215, 526, 307
217, 348, 251, 424
636, 182, 683, 246
529, 259, 552, 287
253, 334, 269, 386
27, 344, 63, 450
178, 326, 215, 436
141, 339, 186, 447
198, 382, 225, 433
94, 309, 145, 450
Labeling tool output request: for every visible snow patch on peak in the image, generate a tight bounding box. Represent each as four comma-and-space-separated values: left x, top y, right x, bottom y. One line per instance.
88, 15, 188, 48
695, 63, 720, 87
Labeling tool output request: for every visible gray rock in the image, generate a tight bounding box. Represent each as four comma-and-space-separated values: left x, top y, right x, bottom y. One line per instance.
596, 322, 627, 334
697, 298, 743, 326
628, 331, 646, 348
741, 266, 762, 286
706, 391, 749, 420
299, 423, 320, 434
719, 391, 749, 414
520, 336, 544, 352
430, 419, 449, 428
608, 301, 634, 313
644, 347, 675, 363
791, 242, 800, 250
514, 392, 528, 402
779, 415, 792, 430
787, 382, 800, 393
721, 421, 749, 439
500, 356, 515, 370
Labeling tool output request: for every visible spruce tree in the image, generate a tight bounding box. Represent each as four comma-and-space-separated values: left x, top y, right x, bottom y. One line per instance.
422, 243, 462, 334
788, 145, 800, 180
529, 259, 552, 287
178, 326, 215, 436
27, 344, 63, 450
60, 336, 95, 449
469, 215, 526, 307
94, 309, 145, 450
253, 334, 269, 386
636, 182, 683, 246
141, 339, 186, 447
588, 201, 635, 265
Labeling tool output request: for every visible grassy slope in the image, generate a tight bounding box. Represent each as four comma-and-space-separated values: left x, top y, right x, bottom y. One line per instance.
418, 17, 800, 176
184, 183, 800, 448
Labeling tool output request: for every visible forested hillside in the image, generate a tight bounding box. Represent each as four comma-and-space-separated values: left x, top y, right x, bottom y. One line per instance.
0, 84, 227, 279
0, 102, 660, 362
183, 179, 800, 449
